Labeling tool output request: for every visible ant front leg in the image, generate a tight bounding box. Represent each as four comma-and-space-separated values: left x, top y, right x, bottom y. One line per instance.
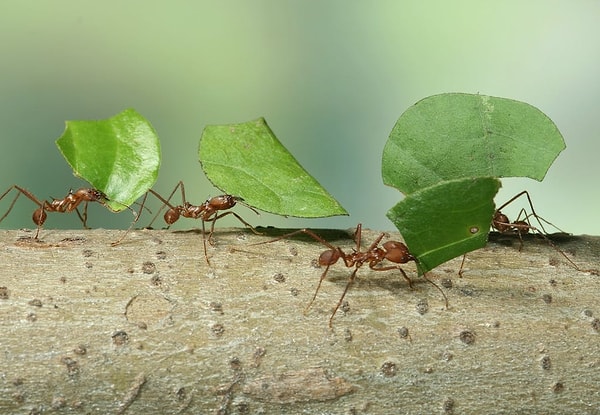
458, 254, 467, 277
327, 268, 360, 328
369, 263, 414, 287
111, 192, 152, 246
249, 228, 347, 316
304, 263, 334, 315
146, 185, 185, 228
303, 247, 344, 313
75, 203, 91, 229
205, 211, 261, 245
201, 210, 261, 265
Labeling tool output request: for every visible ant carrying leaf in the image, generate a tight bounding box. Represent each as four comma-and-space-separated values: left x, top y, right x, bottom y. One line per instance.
146, 181, 261, 265
0, 185, 115, 238
459, 190, 597, 276
0, 185, 144, 241
253, 224, 448, 328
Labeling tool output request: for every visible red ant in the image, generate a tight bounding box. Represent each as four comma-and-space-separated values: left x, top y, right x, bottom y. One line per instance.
459, 190, 593, 276
0, 185, 113, 238
492, 190, 561, 241
253, 224, 448, 327
146, 181, 261, 264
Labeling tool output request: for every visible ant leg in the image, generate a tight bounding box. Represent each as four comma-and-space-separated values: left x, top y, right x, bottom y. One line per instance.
498, 191, 566, 235
207, 211, 261, 244
328, 268, 359, 328
518, 190, 552, 234
111, 192, 150, 246
422, 272, 449, 309
0, 185, 44, 222
351, 225, 387, 256
200, 210, 261, 265
77, 203, 90, 229
370, 263, 414, 288
201, 218, 211, 266
0, 187, 25, 223
372, 262, 448, 309
526, 230, 594, 273
458, 254, 467, 277
353, 224, 363, 251
146, 184, 183, 228
304, 264, 332, 315
1, 186, 46, 238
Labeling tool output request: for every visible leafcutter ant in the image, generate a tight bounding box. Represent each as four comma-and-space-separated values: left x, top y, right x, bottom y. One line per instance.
146, 181, 261, 265
253, 223, 448, 327
0, 185, 115, 238
459, 190, 594, 276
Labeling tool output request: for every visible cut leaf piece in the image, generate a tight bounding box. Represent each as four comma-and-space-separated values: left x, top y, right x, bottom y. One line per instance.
387, 177, 501, 274
382, 93, 565, 195
56, 109, 161, 211
199, 117, 348, 217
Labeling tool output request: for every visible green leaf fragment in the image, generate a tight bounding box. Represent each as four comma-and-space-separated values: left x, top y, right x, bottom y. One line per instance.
387, 177, 502, 274
199, 117, 348, 217
382, 93, 566, 195
56, 109, 161, 211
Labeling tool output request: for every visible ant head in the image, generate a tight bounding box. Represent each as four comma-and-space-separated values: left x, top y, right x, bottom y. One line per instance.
319, 249, 342, 266
32, 207, 47, 226
382, 241, 415, 264
81, 188, 108, 203
164, 208, 180, 225
493, 211, 511, 232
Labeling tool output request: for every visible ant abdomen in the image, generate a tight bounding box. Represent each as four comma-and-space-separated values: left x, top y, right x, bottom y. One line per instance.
163, 208, 180, 225
32, 207, 47, 226
319, 249, 341, 266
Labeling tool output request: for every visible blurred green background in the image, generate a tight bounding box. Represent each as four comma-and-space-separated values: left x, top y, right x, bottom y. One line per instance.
1, 1, 599, 234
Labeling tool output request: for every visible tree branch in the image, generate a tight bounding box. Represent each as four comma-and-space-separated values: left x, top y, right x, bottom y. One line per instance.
1, 228, 598, 414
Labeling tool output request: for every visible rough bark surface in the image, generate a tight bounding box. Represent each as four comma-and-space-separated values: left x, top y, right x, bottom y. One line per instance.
0, 227, 599, 414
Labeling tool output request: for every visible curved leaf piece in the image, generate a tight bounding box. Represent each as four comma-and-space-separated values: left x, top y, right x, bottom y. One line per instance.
56, 109, 161, 211
387, 177, 502, 274
199, 117, 348, 217
382, 93, 565, 195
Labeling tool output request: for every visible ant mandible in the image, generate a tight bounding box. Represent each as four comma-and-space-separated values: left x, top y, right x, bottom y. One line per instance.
253, 223, 448, 327
147, 181, 261, 265
0, 185, 110, 238
459, 190, 592, 276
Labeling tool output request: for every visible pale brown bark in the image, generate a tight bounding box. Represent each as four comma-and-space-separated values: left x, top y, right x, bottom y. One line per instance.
0, 228, 599, 414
